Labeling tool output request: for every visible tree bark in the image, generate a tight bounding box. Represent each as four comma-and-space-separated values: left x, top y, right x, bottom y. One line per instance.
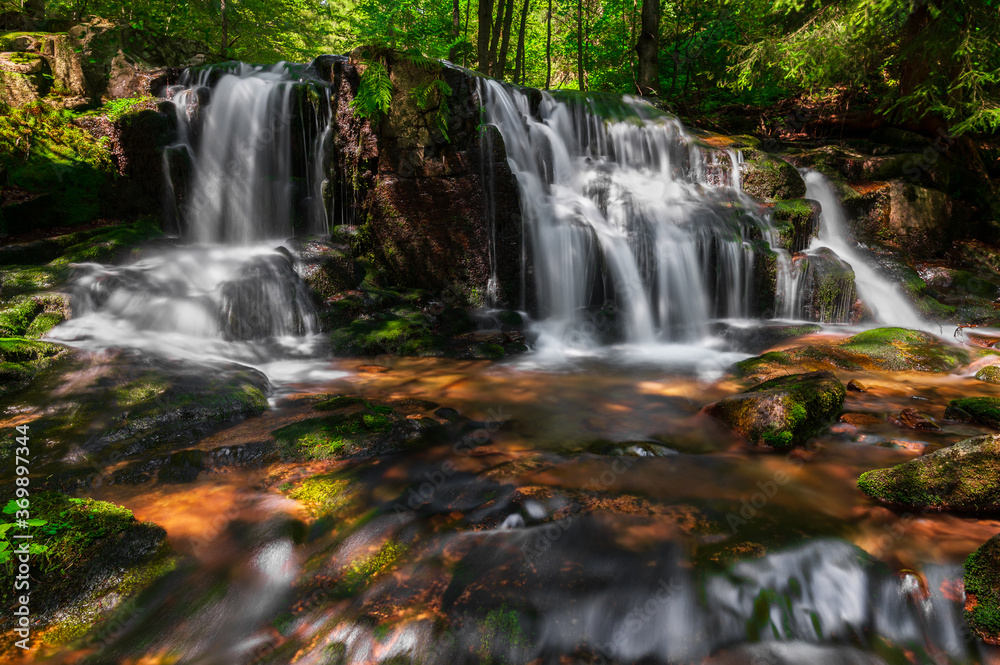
514, 0, 530, 84
577, 0, 585, 90
545, 0, 552, 88
635, 0, 659, 95
488, 0, 506, 75
453, 0, 461, 38
495, 0, 516, 79
477, 0, 494, 73
220, 0, 229, 60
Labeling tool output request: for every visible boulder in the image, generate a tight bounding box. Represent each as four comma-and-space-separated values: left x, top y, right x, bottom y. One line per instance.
945, 397, 1000, 429
741, 150, 806, 201
769, 198, 820, 253
286, 237, 361, 301
965, 533, 1000, 644
704, 370, 846, 450
798, 247, 858, 323
977, 366, 1000, 384
858, 434, 1000, 511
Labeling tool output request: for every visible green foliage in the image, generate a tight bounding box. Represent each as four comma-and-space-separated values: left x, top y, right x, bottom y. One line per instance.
413, 77, 453, 140
351, 59, 394, 121
102, 95, 152, 121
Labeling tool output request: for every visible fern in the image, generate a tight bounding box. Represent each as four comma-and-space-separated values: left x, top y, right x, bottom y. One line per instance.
351, 60, 394, 121
412, 78, 453, 142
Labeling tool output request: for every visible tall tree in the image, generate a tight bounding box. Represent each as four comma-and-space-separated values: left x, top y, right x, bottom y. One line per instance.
635, 0, 659, 95
545, 0, 552, 88
487, 0, 506, 73
477, 0, 494, 73
576, 0, 585, 90
495, 0, 515, 78
513, 0, 530, 84
452, 0, 460, 38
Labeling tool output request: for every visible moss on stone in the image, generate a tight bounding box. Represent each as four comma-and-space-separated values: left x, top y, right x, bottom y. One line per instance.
0, 336, 65, 395
272, 402, 398, 460
770, 199, 818, 252
858, 434, 1000, 510
946, 398, 1000, 429
741, 151, 807, 201
965, 533, 1000, 641
977, 366, 1000, 385
0, 298, 42, 336
705, 370, 845, 450
329, 309, 443, 357
286, 475, 352, 517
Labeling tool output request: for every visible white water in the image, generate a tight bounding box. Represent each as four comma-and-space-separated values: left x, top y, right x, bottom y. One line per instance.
169, 63, 331, 243
803, 170, 926, 329
478, 82, 766, 352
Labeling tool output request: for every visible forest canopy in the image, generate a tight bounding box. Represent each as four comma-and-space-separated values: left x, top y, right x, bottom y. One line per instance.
6, 0, 999, 134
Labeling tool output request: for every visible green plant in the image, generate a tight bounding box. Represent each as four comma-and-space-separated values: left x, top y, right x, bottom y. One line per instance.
351, 59, 393, 121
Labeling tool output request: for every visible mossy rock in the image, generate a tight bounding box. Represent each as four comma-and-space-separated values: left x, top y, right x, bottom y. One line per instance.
0, 336, 66, 396
965, 533, 1000, 643
288, 237, 360, 302
977, 366, 1000, 385
769, 199, 819, 252
858, 434, 1000, 511
329, 309, 444, 357
272, 395, 414, 460
741, 151, 807, 201
0, 492, 173, 639
704, 370, 846, 450
799, 248, 857, 323
946, 398, 1000, 429
735, 327, 970, 377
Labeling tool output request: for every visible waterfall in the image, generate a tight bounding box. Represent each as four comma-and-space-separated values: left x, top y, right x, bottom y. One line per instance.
802, 170, 925, 329
50, 63, 338, 379
168, 63, 332, 243
478, 82, 770, 348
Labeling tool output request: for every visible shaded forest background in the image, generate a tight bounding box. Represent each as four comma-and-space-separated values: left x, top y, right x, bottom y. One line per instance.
3, 0, 999, 135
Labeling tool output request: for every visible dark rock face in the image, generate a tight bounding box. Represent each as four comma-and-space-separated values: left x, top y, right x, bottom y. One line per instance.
704, 370, 846, 450
315, 53, 523, 308
799, 247, 859, 323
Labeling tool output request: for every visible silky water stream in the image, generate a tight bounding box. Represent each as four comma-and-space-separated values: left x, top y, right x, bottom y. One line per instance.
17, 66, 1000, 665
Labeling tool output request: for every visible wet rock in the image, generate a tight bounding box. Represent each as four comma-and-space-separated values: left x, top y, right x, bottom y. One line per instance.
219, 253, 316, 340
0, 337, 66, 397
965, 532, 1000, 644
740, 150, 807, 200
769, 198, 820, 252
286, 237, 361, 302
735, 328, 970, 378
717, 323, 821, 355
589, 440, 678, 457
704, 370, 846, 450
945, 397, 1000, 429
890, 407, 940, 431
847, 379, 868, 392
0, 492, 173, 638
976, 366, 1000, 384
840, 413, 883, 428
858, 433, 1000, 511
798, 247, 858, 323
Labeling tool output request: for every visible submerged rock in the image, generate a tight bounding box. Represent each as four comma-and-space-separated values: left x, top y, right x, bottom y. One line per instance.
858, 434, 1000, 511
965, 533, 1000, 644
847, 379, 868, 392
945, 397, 1000, 429
976, 366, 1000, 384
890, 407, 940, 431
704, 370, 846, 450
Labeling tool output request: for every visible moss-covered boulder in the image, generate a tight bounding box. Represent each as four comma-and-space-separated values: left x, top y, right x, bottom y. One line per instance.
0, 337, 65, 396
735, 328, 969, 379
704, 370, 846, 450
946, 397, 1000, 429
965, 533, 1000, 644
741, 150, 806, 201
798, 248, 858, 323
769, 199, 819, 252
271, 394, 420, 460
0, 492, 173, 642
288, 237, 360, 302
977, 366, 1000, 385
858, 434, 1000, 511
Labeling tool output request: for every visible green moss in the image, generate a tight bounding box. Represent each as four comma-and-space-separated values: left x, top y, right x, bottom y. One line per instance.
735, 351, 793, 377
102, 96, 155, 122
50, 218, 163, 267
329, 309, 443, 356
286, 475, 352, 517
977, 366, 1000, 385
965, 534, 1000, 640
272, 403, 397, 460
0, 298, 42, 336
113, 377, 169, 409
946, 397, 1000, 428
0, 336, 65, 395
857, 434, 1000, 510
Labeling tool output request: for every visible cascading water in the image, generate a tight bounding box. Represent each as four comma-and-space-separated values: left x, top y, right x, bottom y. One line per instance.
50, 64, 339, 382
478, 82, 768, 353
802, 169, 926, 329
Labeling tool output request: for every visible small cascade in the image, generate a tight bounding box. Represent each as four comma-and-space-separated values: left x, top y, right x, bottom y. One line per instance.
478, 83, 770, 347
802, 169, 925, 328
166, 63, 332, 243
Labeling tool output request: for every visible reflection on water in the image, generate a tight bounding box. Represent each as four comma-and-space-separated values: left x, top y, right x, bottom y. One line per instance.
32, 349, 1000, 665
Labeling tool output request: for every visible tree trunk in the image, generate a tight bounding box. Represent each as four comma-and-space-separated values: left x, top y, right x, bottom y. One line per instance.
453, 0, 461, 38
545, 0, 552, 88
635, 0, 659, 95
478, 0, 494, 73
495, 0, 516, 79
488, 0, 506, 74
220, 0, 229, 60
576, 0, 585, 90
514, 0, 530, 84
